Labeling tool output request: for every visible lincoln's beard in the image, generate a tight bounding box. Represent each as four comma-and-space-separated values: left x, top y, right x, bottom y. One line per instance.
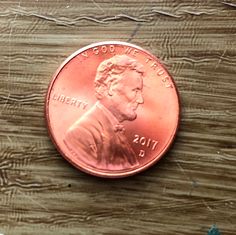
102, 99, 139, 123
120, 109, 137, 122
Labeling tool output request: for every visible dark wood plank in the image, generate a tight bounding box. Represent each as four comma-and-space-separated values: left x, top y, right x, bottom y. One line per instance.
0, 1, 235, 234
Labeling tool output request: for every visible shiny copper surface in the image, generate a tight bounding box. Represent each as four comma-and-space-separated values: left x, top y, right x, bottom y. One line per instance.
45, 41, 180, 178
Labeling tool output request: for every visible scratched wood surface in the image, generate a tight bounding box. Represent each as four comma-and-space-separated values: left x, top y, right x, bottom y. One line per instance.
0, 1, 235, 235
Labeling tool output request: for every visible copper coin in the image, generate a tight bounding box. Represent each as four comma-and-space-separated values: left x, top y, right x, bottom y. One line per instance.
45, 41, 180, 178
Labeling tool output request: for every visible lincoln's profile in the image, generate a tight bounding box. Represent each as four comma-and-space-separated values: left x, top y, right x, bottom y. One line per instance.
64, 55, 144, 170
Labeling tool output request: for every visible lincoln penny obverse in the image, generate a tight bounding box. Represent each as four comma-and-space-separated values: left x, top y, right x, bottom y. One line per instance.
45, 41, 180, 178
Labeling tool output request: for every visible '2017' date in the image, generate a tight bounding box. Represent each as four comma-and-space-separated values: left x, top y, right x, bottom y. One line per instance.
133, 134, 158, 157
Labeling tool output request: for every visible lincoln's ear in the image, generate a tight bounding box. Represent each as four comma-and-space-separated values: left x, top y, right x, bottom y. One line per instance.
107, 81, 114, 96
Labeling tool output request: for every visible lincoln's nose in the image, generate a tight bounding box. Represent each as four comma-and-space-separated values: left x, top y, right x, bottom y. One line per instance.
136, 91, 144, 104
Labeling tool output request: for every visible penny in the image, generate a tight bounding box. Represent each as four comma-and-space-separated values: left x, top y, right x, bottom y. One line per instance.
45, 41, 180, 178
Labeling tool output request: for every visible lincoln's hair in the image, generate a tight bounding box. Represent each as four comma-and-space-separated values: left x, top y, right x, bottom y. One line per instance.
94, 55, 144, 99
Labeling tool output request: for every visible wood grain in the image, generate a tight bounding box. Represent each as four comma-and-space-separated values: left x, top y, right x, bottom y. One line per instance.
0, 1, 235, 234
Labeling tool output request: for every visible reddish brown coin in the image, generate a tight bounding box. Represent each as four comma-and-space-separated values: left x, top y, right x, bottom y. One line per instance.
45, 41, 180, 178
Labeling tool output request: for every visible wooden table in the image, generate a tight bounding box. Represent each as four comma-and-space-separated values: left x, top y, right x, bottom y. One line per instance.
0, 1, 235, 234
